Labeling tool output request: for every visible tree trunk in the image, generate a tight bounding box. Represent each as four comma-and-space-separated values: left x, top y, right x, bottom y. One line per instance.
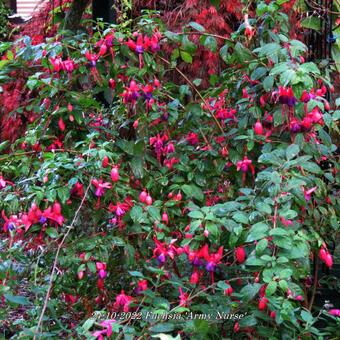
63, 0, 89, 31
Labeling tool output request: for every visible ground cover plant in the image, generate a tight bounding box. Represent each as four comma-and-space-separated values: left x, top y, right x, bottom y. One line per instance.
0, 0, 339, 339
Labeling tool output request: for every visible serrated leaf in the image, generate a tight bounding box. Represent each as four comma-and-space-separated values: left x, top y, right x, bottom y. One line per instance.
286, 144, 299, 160
4, 294, 30, 305
263, 75, 274, 92
204, 36, 217, 53
266, 280, 277, 296
188, 22, 205, 32
256, 238, 268, 255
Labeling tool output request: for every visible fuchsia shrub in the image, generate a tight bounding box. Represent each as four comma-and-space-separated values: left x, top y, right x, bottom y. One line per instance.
0, 0, 339, 339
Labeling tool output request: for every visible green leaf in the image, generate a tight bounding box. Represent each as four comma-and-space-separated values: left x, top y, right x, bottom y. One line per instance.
180, 50, 192, 64
130, 206, 143, 222
146, 206, 161, 221
232, 212, 248, 224
247, 222, 269, 242
263, 75, 274, 92
130, 156, 144, 179
150, 322, 175, 333
300, 16, 320, 30
240, 283, 262, 300
279, 279, 288, 292
256, 238, 268, 255
206, 221, 218, 238
266, 280, 277, 296
45, 227, 58, 239
188, 210, 204, 219
286, 143, 299, 160
219, 44, 231, 63
255, 202, 272, 214
87, 261, 96, 273
300, 162, 323, 174
188, 22, 205, 32
4, 294, 30, 305
204, 36, 217, 53
318, 128, 332, 147
182, 36, 197, 55
182, 184, 204, 201
251, 67, 267, 81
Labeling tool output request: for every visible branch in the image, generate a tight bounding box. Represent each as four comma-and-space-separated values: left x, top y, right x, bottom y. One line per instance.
33, 180, 92, 340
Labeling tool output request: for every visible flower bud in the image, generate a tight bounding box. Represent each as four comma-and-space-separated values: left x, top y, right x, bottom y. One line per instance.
78, 271, 84, 280
102, 156, 109, 168
111, 167, 119, 182
236, 246, 245, 263
146, 194, 153, 205
254, 120, 263, 135
139, 191, 147, 203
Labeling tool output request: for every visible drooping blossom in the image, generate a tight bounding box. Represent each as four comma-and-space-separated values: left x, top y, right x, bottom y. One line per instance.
91, 179, 112, 197
114, 290, 133, 312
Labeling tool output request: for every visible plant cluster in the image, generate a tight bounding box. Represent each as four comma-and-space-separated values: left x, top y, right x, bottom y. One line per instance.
0, 0, 339, 339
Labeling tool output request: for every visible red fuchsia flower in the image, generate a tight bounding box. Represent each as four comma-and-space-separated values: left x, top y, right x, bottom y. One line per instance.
300, 90, 313, 103
301, 186, 317, 201
225, 281, 233, 296
141, 84, 154, 100
78, 271, 84, 280
92, 319, 117, 340
201, 244, 224, 272
183, 132, 199, 145
299, 116, 312, 132
85, 50, 98, 67
150, 134, 168, 164
179, 287, 189, 307
161, 212, 169, 225
259, 297, 269, 311
164, 157, 179, 169
270, 311, 276, 319
236, 246, 245, 263
114, 290, 133, 312
329, 309, 340, 317
62, 58, 75, 73
50, 56, 63, 72
289, 117, 301, 133
91, 179, 112, 197
273, 86, 297, 107
70, 182, 84, 197
234, 322, 240, 331
108, 199, 132, 217
43, 202, 65, 226
151, 237, 177, 264
237, 156, 255, 186
135, 279, 147, 294
279, 217, 293, 227
308, 107, 324, 125
96, 262, 107, 279
0, 176, 14, 189
244, 14, 255, 40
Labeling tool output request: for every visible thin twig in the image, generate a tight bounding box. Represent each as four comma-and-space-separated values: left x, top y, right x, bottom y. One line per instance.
0, 149, 80, 162
158, 56, 225, 135
33, 180, 92, 340
309, 255, 319, 311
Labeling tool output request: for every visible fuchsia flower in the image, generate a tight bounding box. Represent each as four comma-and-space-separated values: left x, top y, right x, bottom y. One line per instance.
183, 132, 199, 145
62, 58, 75, 73
42, 201, 65, 226
201, 244, 224, 272
150, 133, 168, 163
151, 237, 177, 264
301, 186, 317, 201
108, 199, 132, 217
237, 156, 255, 186
91, 319, 117, 340
273, 86, 297, 107
96, 262, 107, 279
135, 279, 147, 294
114, 290, 133, 312
91, 179, 112, 197
179, 287, 189, 307
85, 50, 98, 67
329, 309, 340, 317
50, 56, 63, 72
